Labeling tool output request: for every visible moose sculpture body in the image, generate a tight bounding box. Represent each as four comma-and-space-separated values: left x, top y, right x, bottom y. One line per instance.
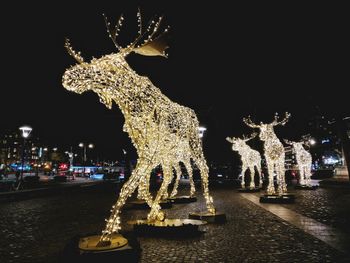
62, 12, 215, 244
244, 113, 290, 195
284, 139, 312, 186
226, 133, 262, 189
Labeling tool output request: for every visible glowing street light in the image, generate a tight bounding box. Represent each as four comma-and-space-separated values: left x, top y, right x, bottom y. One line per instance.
198, 126, 207, 139
18, 125, 32, 189
19, 126, 32, 139
309, 138, 316, 146
79, 142, 94, 177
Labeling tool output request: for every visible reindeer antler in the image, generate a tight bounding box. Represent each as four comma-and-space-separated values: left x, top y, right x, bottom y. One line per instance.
103, 13, 124, 51
242, 132, 257, 142
243, 116, 261, 128
226, 137, 235, 143
132, 15, 170, 57
103, 10, 170, 57
64, 38, 85, 63
283, 139, 293, 145
272, 112, 291, 126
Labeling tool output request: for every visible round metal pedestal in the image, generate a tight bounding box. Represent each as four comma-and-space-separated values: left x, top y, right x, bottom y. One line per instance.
79, 234, 128, 251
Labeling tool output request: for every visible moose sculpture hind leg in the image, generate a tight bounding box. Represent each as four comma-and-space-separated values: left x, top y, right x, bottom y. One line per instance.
170, 163, 182, 198
184, 160, 196, 197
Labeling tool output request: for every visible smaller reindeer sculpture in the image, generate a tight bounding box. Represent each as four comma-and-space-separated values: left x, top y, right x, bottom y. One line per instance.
284, 139, 312, 186
243, 113, 290, 195
226, 133, 262, 189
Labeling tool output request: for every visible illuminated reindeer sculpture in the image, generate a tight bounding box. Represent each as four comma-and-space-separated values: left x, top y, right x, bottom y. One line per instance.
226, 133, 262, 189
243, 113, 290, 195
284, 139, 312, 186
62, 11, 215, 245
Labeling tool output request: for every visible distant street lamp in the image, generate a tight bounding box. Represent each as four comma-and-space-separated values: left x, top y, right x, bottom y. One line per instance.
65, 149, 74, 168
309, 138, 316, 146
18, 125, 32, 189
198, 126, 207, 139
79, 143, 94, 177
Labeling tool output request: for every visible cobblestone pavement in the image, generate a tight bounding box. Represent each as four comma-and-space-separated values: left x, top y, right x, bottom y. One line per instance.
278, 186, 350, 234
0, 182, 349, 263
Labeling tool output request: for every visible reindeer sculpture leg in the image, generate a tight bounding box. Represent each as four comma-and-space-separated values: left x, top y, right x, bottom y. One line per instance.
161, 164, 176, 200
241, 164, 247, 188
305, 164, 312, 186
248, 166, 255, 189
276, 160, 287, 195
147, 162, 172, 221
184, 160, 196, 197
256, 163, 263, 188
266, 160, 275, 195
299, 166, 306, 186
170, 163, 182, 198
195, 157, 215, 214
137, 172, 152, 200
99, 159, 152, 244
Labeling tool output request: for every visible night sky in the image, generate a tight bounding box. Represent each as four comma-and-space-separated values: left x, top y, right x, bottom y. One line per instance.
1, 1, 347, 164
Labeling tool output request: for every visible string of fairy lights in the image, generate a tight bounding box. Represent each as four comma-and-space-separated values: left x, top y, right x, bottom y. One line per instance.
62, 11, 215, 244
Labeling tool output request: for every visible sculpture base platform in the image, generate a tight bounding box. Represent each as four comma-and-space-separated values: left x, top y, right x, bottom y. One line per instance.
238, 187, 261, 193
61, 233, 140, 262
260, 194, 295, 204
124, 200, 172, 210
168, 196, 197, 204
294, 185, 319, 190
128, 219, 206, 237
188, 211, 227, 223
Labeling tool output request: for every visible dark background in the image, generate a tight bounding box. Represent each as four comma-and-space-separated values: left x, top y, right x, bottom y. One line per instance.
0, 1, 347, 163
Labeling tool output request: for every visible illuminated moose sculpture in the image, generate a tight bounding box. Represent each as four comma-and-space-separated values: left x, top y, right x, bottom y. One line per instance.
62, 11, 215, 245
226, 133, 262, 189
243, 113, 290, 195
284, 139, 312, 186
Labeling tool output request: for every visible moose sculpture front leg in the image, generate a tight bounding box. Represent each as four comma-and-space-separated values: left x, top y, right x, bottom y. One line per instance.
196, 159, 215, 214
248, 166, 255, 189
99, 159, 151, 244
266, 160, 275, 195
304, 164, 312, 186
276, 161, 287, 194
256, 163, 263, 187
240, 164, 247, 188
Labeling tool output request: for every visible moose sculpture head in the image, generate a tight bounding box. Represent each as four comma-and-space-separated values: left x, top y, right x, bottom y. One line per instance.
62, 10, 169, 109
243, 112, 291, 142
284, 139, 306, 153
226, 133, 257, 152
